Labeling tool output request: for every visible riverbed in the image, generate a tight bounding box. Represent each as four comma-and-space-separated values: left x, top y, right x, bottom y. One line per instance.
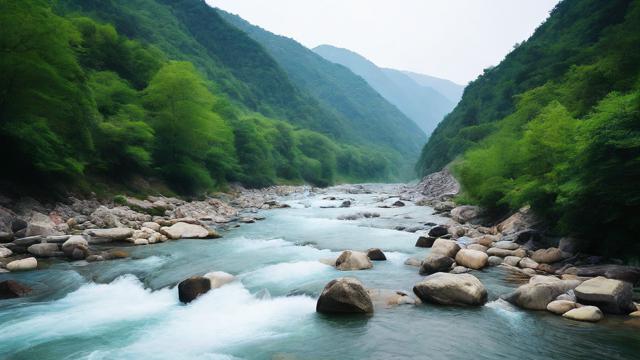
1, 185, 638, 359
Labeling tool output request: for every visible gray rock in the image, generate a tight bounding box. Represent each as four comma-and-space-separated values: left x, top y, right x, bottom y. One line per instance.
415, 236, 436, 248
160, 222, 219, 240
488, 256, 503, 266
335, 250, 373, 271
428, 225, 449, 238
84, 228, 134, 243
503, 279, 582, 310
27, 243, 60, 257
450, 205, 480, 223
413, 272, 487, 306
366, 248, 386, 261
316, 277, 373, 313
503, 256, 522, 267
178, 276, 212, 303
563, 306, 603, 322
531, 248, 564, 264
574, 276, 636, 314
13, 236, 43, 247
0, 246, 12, 258
419, 253, 455, 275
431, 238, 461, 258
494, 241, 519, 250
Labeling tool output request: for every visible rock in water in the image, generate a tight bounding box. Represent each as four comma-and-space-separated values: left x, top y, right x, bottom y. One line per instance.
6, 257, 37, 271
335, 250, 373, 271
415, 236, 436, 248
547, 300, 577, 315
0, 280, 32, 299
203, 271, 235, 288
366, 248, 386, 261
160, 222, 219, 240
316, 278, 373, 314
563, 306, 603, 322
431, 239, 461, 258
413, 273, 487, 306
62, 235, 90, 260
419, 253, 454, 275
574, 276, 636, 314
455, 249, 488, 270
428, 225, 449, 238
178, 277, 212, 303
503, 279, 582, 310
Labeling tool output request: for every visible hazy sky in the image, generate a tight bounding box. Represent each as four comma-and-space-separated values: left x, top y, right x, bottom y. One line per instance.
207, 0, 559, 84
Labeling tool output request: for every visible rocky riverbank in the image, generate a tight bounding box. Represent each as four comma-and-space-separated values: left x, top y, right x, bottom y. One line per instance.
312, 171, 640, 323
0, 185, 305, 281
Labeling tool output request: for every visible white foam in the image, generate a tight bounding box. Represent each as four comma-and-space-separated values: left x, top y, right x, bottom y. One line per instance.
230, 237, 292, 251
241, 260, 333, 286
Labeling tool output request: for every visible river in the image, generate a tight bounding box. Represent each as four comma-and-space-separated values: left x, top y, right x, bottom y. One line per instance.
0, 184, 638, 359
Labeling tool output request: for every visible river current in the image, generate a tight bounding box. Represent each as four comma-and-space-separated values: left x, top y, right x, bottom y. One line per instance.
1, 185, 638, 359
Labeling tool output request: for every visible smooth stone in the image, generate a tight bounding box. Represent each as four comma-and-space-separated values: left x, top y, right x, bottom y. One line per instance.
6, 257, 37, 271
160, 222, 219, 240
43, 235, 70, 244
85, 228, 134, 243
431, 238, 461, 258
316, 277, 373, 314
142, 222, 161, 232
519, 257, 539, 270
0, 247, 12, 258
27, 243, 59, 257
178, 276, 211, 303
450, 205, 480, 223
467, 244, 488, 253
13, 236, 43, 247
494, 241, 519, 250
488, 256, 503, 266
531, 248, 564, 264
367, 289, 418, 307
419, 253, 454, 275
503, 279, 582, 310
574, 276, 636, 314
335, 250, 373, 271
133, 239, 149, 245
474, 235, 500, 247
451, 266, 470, 274
204, 271, 235, 289
413, 272, 487, 306
563, 306, 603, 322
404, 258, 422, 267
427, 225, 449, 238
366, 248, 387, 261
455, 249, 488, 270
503, 256, 522, 267
547, 300, 577, 315
415, 236, 436, 248
486, 248, 515, 257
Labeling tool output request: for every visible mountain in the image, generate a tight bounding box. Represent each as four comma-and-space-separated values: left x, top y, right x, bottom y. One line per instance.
313, 45, 458, 135
0, 0, 428, 196
217, 10, 426, 159
419, 0, 639, 255
401, 71, 465, 104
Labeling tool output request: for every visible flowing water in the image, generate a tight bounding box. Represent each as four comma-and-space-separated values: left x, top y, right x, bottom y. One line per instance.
1, 185, 639, 359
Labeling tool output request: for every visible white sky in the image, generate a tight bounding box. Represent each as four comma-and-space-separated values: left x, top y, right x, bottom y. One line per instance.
207, 0, 559, 84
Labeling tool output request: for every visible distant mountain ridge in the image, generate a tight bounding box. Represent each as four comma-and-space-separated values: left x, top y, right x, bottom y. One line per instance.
313, 45, 463, 135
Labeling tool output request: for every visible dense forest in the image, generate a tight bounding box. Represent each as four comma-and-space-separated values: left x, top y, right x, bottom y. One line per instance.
418, 0, 640, 255
0, 0, 425, 196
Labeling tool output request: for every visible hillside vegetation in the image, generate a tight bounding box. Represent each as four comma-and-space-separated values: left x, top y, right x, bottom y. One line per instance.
0, 0, 425, 196
418, 0, 640, 255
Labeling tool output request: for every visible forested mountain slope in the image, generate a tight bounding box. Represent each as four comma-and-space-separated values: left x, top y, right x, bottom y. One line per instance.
401, 71, 464, 104
0, 0, 425, 197
313, 45, 457, 135
218, 10, 426, 157
419, 0, 640, 255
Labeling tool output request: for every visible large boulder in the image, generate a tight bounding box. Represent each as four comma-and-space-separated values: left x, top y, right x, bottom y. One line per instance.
413, 272, 487, 306
503, 279, 581, 310
531, 248, 563, 264
160, 222, 219, 240
547, 300, 577, 315
450, 205, 480, 224
419, 253, 454, 275
574, 277, 636, 314
316, 277, 373, 313
431, 239, 461, 258
6, 257, 37, 271
428, 225, 449, 238
335, 250, 373, 271
563, 306, 603, 322
84, 228, 134, 243
27, 243, 60, 257
366, 248, 386, 261
178, 277, 211, 303
455, 249, 488, 270
565, 265, 640, 285
0, 280, 32, 299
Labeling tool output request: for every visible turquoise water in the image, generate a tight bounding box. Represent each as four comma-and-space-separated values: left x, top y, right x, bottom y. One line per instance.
1, 187, 639, 359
